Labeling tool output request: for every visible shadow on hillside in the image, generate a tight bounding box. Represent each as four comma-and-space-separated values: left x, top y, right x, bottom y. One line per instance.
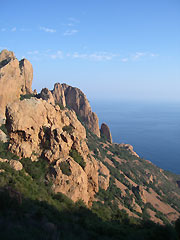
0, 187, 178, 240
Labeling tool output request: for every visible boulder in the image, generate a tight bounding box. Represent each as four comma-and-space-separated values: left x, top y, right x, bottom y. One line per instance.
9, 160, 23, 171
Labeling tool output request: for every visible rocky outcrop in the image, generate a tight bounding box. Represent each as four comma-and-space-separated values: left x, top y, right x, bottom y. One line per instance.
19, 59, 33, 94
100, 123, 112, 143
41, 83, 100, 137
6, 98, 99, 205
62, 83, 100, 137
0, 49, 33, 117
0, 49, 15, 68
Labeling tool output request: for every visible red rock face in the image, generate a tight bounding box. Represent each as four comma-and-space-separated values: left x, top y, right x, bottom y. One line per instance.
5, 98, 108, 206
0, 49, 33, 117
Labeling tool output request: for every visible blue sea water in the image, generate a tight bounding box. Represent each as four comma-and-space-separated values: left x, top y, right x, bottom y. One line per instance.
90, 100, 180, 174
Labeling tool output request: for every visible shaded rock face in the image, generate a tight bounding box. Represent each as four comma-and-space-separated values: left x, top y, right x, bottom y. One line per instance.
0, 49, 33, 117
41, 83, 100, 137
100, 123, 112, 143
6, 98, 101, 205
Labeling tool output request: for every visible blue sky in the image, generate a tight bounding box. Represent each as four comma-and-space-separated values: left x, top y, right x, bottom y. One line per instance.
1, 0, 180, 102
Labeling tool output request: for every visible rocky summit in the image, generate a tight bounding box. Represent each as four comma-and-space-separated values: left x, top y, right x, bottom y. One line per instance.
0, 49, 180, 239
0, 49, 33, 118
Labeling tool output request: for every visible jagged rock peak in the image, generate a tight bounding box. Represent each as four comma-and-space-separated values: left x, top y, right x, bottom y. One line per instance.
0, 49, 33, 117
100, 123, 112, 143
40, 82, 100, 137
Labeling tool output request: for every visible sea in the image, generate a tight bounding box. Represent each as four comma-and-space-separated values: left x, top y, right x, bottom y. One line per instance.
90, 100, 180, 175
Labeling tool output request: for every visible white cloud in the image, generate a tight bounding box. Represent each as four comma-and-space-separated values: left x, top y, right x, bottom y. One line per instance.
50, 50, 63, 59
63, 29, 78, 36
132, 52, 158, 60
133, 52, 146, 60
40, 26, 56, 33
11, 27, 16, 32
70, 52, 118, 61
150, 53, 159, 57
121, 58, 128, 62
27, 50, 39, 55
72, 52, 87, 59
89, 52, 115, 61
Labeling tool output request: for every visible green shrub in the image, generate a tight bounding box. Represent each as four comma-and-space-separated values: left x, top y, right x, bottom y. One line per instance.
0, 141, 19, 160
59, 161, 71, 176
41, 126, 51, 149
62, 125, 74, 134
69, 149, 86, 169
20, 94, 34, 101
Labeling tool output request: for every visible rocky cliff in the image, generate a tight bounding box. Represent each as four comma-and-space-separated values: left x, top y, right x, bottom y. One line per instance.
40, 83, 100, 137
5, 97, 109, 205
0, 49, 33, 118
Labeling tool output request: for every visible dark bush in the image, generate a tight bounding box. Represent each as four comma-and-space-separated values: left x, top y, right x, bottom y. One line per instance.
59, 161, 71, 176
69, 149, 86, 169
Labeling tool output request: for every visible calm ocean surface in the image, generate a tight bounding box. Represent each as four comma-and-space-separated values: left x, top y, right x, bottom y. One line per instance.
91, 100, 180, 174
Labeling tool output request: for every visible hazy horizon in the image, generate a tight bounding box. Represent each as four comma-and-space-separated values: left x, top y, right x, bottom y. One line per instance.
1, 0, 180, 102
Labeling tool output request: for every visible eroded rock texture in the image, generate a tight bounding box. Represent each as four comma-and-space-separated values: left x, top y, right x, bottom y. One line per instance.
6, 98, 107, 205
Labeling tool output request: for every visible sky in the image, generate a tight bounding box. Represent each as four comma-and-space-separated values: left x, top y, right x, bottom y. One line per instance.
1, 0, 180, 102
